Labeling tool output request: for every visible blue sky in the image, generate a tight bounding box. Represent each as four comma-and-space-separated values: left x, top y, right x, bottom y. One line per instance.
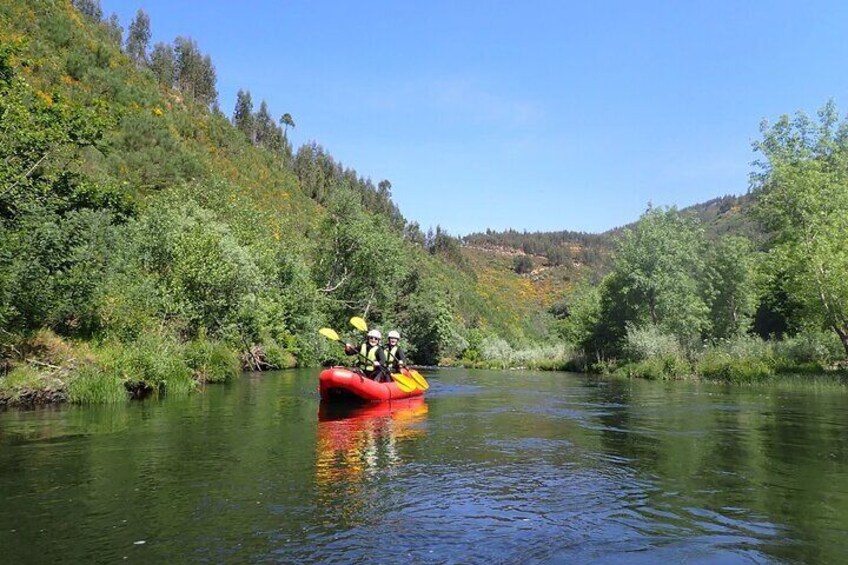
103, 1, 848, 235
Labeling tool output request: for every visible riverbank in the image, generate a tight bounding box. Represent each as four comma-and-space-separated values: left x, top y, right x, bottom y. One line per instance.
0, 329, 297, 408
447, 333, 848, 385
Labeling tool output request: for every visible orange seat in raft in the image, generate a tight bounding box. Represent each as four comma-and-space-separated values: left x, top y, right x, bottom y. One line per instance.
318, 366, 425, 402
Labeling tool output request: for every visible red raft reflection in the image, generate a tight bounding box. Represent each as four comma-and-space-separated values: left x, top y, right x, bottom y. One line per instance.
315, 398, 428, 491
319, 366, 424, 403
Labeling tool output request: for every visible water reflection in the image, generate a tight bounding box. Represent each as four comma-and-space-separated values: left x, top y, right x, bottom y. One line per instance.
315, 399, 428, 489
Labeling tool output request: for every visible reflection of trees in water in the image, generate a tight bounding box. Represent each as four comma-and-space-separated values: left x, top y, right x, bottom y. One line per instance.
586, 378, 848, 563
314, 399, 428, 522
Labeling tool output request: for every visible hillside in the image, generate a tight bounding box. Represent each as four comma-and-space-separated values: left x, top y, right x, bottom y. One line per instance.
0, 0, 558, 403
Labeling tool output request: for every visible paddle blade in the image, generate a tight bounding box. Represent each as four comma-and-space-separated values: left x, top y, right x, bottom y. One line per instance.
349, 316, 368, 332
392, 373, 416, 393
407, 368, 429, 390
319, 328, 340, 342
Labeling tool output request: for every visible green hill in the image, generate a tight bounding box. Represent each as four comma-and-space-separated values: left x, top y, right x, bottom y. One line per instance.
0, 0, 555, 404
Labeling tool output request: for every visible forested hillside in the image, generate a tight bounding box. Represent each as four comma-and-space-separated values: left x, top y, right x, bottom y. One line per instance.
0, 0, 553, 404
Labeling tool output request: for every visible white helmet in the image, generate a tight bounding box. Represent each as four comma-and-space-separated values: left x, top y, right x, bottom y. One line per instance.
367, 329, 382, 339
387, 330, 401, 339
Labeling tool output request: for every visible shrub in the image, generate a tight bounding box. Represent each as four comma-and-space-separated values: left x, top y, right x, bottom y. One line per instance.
100, 334, 195, 397
67, 364, 127, 404
696, 349, 772, 383
184, 337, 241, 383
616, 355, 692, 380
624, 324, 683, 361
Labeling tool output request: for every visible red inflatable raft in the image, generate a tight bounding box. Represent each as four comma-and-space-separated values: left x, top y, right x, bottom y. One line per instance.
319, 366, 424, 403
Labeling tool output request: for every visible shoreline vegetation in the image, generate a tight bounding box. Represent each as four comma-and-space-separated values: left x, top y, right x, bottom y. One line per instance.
3, 2, 848, 408
3, 328, 846, 408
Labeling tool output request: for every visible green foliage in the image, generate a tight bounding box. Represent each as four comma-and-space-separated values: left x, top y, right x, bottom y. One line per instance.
100, 334, 195, 397
184, 335, 241, 383
615, 355, 692, 380
0, 365, 62, 401
125, 9, 151, 64
67, 364, 127, 403
753, 101, 848, 357
623, 324, 684, 361
704, 235, 759, 339
513, 255, 534, 274
695, 349, 772, 383
613, 206, 710, 341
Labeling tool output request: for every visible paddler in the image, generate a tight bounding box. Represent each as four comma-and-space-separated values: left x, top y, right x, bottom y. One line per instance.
344, 329, 387, 381
384, 330, 407, 373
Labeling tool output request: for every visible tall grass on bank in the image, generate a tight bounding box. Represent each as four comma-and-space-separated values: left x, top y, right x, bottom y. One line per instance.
457, 337, 575, 371
67, 364, 127, 404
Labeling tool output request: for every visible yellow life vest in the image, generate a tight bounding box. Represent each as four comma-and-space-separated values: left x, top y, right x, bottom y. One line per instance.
359, 343, 379, 371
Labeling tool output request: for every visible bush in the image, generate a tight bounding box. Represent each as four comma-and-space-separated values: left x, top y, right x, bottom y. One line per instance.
696, 349, 772, 383
67, 364, 127, 404
100, 334, 195, 397
184, 336, 241, 383
616, 355, 692, 380
624, 324, 683, 361
773, 330, 843, 369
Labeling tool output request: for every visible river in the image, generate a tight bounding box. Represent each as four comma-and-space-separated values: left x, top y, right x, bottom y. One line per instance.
1, 369, 847, 563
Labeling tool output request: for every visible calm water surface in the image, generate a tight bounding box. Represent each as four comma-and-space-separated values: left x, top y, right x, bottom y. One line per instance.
2, 369, 848, 564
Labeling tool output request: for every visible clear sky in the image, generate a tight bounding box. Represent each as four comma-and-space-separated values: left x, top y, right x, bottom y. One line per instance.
103, 0, 848, 236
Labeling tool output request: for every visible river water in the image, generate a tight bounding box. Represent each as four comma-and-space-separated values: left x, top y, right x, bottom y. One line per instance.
1, 369, 847, 564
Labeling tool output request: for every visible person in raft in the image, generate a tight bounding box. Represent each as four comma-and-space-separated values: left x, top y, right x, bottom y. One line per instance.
384, 330, 406, 373
345, 329, 388, 381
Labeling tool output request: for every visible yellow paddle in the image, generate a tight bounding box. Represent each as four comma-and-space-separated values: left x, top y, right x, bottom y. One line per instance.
349, 316, 368, 333
318, 327, 417, 392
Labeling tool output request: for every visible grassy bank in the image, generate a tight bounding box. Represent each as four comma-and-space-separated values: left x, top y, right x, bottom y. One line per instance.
0, 329, 254, 407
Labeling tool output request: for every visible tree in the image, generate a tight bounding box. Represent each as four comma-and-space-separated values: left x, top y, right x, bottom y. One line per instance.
149, 42, 175, 87
280, 113, 295, 137
513, 255, 533, 274
254, 100, 274, 147
172, 37, 216, 107
72, 0, 102, 22
752, 101, 848, 356
104, 14, 122, 45
611, 206, 709, 343
126, 9, 151, 64
704, 235, 759, 339
232, 89, 255, 141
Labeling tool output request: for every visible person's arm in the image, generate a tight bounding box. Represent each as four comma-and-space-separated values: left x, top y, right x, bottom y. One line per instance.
375, 347, 386, 366
395, 349, 406, 366
344, 343, 357, 356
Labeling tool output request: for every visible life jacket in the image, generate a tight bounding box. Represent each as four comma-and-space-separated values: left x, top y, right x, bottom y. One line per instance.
385, 345, 400, 367
359, 343, 379, 371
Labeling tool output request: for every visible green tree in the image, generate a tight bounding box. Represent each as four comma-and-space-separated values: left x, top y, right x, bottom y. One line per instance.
280, 112, 295, 137
704, 235, 758, 339
72, 0, 102, 22
254, 100, 274, 147
611, 206, 709, 343
126, 9, 151, 64
103, 14, 122, 45
752, 101, 848, 356
232, 89, 254, 141
149, 42, 175, 87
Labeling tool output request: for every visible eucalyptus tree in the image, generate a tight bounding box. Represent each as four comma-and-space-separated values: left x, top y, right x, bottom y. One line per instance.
233, 90, 255, 141
149, 42, 175, 87
752, 101, 848, 356
126, 9, 151, 64
254, 100, 274, 147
